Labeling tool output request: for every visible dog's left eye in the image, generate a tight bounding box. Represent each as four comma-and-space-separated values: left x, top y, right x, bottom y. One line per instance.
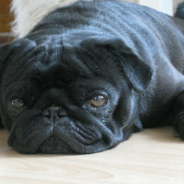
11, 99, 25, 109
88, 95, 108, 108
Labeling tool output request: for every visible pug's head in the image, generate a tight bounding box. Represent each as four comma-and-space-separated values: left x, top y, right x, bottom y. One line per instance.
0, 33, 152, 154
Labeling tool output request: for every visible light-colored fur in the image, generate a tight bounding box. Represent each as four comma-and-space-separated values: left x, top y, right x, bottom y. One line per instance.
11, 0, 77, 38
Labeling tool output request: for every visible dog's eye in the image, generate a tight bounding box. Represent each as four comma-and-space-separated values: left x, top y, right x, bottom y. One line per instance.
11, 99, 25, 109
88, 95, 107, 108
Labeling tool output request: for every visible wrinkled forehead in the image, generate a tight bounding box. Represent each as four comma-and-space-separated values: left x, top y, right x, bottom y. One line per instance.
3, 47, 91, 89
2, 34, 121, 90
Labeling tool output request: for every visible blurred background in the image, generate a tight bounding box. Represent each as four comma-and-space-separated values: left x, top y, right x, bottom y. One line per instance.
0, 0, 13, 44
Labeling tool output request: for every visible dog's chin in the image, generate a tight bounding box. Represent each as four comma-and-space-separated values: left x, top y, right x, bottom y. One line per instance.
8, 122, 120, 154
8, 127, 123, 154
37, 136, 109, 154
12, 135, 113, 154
38, 136, 75, 154
7, 110, 125, 154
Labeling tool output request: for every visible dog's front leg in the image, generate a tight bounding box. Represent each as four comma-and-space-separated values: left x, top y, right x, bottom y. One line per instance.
123, 117, 143, 141
173, 91, 184, 139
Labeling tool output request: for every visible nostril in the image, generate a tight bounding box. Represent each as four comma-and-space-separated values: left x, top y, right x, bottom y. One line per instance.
58, 109, 68, 117
41, 107, 67, 118
41, 109, 50, 117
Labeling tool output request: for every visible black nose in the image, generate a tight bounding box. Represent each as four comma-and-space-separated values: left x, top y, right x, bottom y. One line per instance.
41, 106, 68, 122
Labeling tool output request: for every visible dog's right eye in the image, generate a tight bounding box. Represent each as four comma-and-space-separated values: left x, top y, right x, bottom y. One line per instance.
87, 95, 108, 108
11, 99, 25, 109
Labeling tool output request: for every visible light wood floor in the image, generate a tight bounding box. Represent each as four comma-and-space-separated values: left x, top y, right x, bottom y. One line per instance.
1, 127, 184, 184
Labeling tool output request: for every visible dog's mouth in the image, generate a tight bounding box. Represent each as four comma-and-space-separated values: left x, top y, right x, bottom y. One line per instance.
38, 135, 75, 154
37, 125, 109, 154
8, 110, 124, 154
37, 133, 105, 154
8, 122, 123, 154
36, 123, 101, 154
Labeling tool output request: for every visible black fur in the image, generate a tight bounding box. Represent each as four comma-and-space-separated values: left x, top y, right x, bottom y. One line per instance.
175, 2, 184, 19
1, 0, 184, 154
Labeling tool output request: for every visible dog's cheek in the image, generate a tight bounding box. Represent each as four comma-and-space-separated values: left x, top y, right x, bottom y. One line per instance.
0, 98, 22, 130
0, 102, 12, 130
113, 90, 139, 127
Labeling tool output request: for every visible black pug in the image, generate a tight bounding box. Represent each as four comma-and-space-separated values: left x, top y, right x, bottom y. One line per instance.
1, 0, 184, 154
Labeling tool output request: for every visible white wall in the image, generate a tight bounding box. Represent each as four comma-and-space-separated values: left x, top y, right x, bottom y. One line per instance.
138, 0, 173, 15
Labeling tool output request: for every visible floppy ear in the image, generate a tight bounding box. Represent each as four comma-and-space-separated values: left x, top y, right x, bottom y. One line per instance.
0, 38, 36, 78
81, 36, 153, 93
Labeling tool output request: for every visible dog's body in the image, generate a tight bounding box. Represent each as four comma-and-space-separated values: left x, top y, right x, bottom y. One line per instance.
1, 0, 184, 154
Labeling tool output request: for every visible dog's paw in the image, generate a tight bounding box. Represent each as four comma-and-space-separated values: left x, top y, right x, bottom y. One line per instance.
173, 112, 184, 140
133, 118, 143, 133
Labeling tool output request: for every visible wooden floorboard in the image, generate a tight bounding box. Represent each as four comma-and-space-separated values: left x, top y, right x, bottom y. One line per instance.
1, 127, 184, 184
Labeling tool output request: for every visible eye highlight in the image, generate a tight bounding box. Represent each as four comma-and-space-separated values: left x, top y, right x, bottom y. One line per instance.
87, 95, 108, 108
11, 99, 25, 109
